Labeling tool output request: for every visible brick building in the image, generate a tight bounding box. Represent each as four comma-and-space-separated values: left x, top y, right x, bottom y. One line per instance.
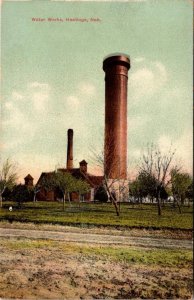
36, 160, 103, 202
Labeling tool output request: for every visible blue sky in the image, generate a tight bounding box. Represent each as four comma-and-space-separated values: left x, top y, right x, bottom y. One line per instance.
1, 0, 193, 183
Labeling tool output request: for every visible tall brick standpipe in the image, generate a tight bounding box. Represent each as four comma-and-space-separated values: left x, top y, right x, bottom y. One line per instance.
66, 129, 73, 169
103, 55, 130, 179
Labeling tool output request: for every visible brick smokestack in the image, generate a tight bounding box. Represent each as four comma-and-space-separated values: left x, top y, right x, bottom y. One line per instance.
103, 55, 130, 179
66, 129, 73, 169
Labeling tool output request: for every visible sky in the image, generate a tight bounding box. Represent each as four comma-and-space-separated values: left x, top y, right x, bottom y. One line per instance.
1, 0, 193, 183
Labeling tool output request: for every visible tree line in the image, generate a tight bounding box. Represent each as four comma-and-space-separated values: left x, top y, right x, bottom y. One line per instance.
128, 144, 192, 215
91, 143, 193, 216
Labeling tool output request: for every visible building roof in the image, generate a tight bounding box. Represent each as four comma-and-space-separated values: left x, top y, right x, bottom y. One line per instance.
36, 168, 103, 189
87, 175, 104, 186
58, 168, 103, 188
36, 172, 55, 186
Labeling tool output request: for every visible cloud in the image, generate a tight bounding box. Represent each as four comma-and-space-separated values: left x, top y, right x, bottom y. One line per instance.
174, 130, 193, 173
128, 115, 149, 132
127, 130, 192, 180
131, 148, 141, 159
157, 135, 172, 152
4, 102, 14, 110
12, 91, 23, 100
3, 106, 24, 128
133, 57, 145, 63
66, 95, 80, 108
11, 118, 34, 139
3, 82, 52, 134
64, 81, 96, 114
64, 81, 96, 110
130, 68, 155, 98
156, 131, 192, 174
129, 60, 168, 101
2, 139, 23, 151
28, 82, 50, 90
32, 91, 49, 112
154, 61, 168, 86
3, 79, 96, 171
5, 93, 24, 111
27, 81, 51, 112
2, 102, 36, 143
78, 82, 96, 96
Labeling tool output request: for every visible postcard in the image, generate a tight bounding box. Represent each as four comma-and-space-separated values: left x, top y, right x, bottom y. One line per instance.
0, 0, 193, 299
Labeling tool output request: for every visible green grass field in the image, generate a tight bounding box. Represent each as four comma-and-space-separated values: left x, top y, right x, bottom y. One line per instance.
0, 201, 192, 230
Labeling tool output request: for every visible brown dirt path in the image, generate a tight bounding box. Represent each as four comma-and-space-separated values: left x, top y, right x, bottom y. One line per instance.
0, 226, 192, 250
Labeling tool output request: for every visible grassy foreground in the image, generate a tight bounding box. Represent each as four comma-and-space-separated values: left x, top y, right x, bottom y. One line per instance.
3, 238, 192, 268
0, 238, 193, 299
0, 201, 192, 230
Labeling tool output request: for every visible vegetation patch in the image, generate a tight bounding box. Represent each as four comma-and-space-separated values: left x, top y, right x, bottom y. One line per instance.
60, 243, 193, 269
78, 245, 193, 267
0, 238, 57, 250
1, 238, 192, 268
0, 201, 192, 230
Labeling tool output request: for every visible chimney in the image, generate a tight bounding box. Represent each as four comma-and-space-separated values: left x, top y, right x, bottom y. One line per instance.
103, 55, 130, 179
79, 160, 87, 173
66, 129, 73, 169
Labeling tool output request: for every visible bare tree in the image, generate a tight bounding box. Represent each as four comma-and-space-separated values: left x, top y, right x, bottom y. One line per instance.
138, 143, 176, 216
0, 158, 18, 208
90, 138, 129, 216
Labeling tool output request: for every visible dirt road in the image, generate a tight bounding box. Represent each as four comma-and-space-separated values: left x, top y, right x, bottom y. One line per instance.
0, 227, 192, 250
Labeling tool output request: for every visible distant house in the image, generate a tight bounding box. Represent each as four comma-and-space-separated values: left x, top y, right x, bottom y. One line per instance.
36, 160, 103, 202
